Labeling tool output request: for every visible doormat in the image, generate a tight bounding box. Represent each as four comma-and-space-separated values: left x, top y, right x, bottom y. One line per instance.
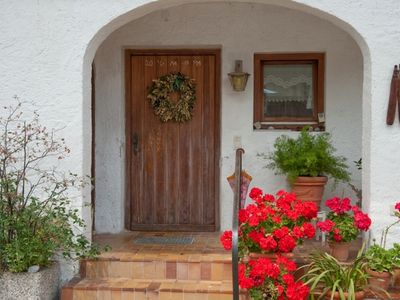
133, 236, 194, 245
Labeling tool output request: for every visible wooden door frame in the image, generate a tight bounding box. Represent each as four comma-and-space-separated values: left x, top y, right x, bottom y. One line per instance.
124, 48, 221, 231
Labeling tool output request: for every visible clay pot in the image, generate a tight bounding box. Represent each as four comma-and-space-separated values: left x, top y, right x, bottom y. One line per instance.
366, 268, 392, 291
329, 242, 351, 262
291, 176, 328, 210
325, 290, 365, 300
392, 268, 400, 288
247, 252, 294, 263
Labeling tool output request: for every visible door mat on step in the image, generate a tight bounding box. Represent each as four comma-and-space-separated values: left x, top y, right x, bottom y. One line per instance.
133, 236, 194, 245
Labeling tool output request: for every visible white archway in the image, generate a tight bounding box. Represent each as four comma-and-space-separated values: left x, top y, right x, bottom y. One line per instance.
82, 0, 371, 236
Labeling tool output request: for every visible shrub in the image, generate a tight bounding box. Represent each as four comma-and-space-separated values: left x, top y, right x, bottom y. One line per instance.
0, 100, 104, 273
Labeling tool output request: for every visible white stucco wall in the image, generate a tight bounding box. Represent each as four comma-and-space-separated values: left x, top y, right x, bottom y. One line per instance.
2, 0, 400, 280
94, 2, 363, 233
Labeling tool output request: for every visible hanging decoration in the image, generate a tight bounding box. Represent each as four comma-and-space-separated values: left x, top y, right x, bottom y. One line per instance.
387, 64, 400, 125
227, 170, 253, 209
147, 72, 196, 123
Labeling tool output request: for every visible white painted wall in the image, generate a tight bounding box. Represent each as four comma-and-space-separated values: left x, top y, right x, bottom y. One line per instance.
2, 0, 400, 281
94, 2, 363, 233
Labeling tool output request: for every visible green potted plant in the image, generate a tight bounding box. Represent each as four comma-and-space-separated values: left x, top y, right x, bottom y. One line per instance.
364, 201, 400, 290
364, 245, 394, 290
390, 243, 400, 287
302, 248, 380, 300
264, 127, 350, 209
0, 100, 104, 299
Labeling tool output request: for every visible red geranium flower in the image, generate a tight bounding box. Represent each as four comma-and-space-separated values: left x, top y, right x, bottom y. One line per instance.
249, 187, 263, 200
273, 226, 290, 239
278, 235, 297, 253
302, 222, 316, 239
276, 255, 297, 272
285, 282, 310, 300
317, 219, 335, 232
354, 211, 371, 231
326, 197, 351, 214
220, 230, 232, 250
259, 235, 277, 251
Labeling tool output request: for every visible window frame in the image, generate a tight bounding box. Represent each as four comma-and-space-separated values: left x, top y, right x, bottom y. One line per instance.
253, 53, 325, 130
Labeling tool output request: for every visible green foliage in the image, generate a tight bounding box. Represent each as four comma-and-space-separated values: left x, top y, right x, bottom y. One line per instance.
249, 281, 278, 300
365, 244, 394, 273
0, 100, 107, 273
302, 249, 368, 299
265, 127, 350, 183
391, 243, 400, 268
327, 212, 359, 242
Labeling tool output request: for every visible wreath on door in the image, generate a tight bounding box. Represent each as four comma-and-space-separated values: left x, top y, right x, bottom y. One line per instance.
147, 72, 196, 123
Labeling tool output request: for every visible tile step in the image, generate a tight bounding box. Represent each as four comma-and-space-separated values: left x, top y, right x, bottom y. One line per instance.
81, 252, 233, 281
61, 277, 249, 300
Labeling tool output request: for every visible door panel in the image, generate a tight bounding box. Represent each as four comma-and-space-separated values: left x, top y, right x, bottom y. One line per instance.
126, 50, 220, 231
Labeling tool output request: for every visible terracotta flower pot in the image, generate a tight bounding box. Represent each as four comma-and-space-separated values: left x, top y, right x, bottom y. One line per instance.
329, 242, 351, 262
392, 267, 400, 288
326, 290, 365, 300
291, 176, 328, 210
247, 252, 294, 263
366, 268, 392, 291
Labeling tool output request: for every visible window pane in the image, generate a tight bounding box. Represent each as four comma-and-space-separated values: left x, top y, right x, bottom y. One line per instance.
263, 64, 314, 119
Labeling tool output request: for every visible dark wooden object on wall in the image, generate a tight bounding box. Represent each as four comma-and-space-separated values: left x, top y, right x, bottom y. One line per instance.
125, 49, 221, 232
387, 65, 399, 125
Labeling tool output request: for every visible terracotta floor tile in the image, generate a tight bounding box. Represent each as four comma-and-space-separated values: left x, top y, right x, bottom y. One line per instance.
166, 262, 177, 279
177, 263, 188, 280
97, 290, 112, 300
188, 262, 201, 280
183, 292, 207, 300
97, 261, 110, 278
111, 290, 122, 300
109, 261, 132, 278
155, 261, 166, 279
60, 287, 73, 300
210, 263, 224, 281
133, 291, 147, 300
120, 290, 134, 300
131, 261, 144, 278
74, 290, 97, 300
143, 262, 156, 279
200, 262, 211, 280
222, 263, 232, 280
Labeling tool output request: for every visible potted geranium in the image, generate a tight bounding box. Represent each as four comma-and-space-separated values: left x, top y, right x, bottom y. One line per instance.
0, 101, 103, 299
239, 255, 310, 300
317, 197, 371, 261
264, 127, 350, 209
220, 187, 317, 300
228, 188, 318, 257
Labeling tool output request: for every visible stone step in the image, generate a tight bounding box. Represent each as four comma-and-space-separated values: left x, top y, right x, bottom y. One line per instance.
61, 278, 249, 300
81, 252, 232, 281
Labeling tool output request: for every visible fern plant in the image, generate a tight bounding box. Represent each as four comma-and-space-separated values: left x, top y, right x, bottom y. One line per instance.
265, 127, 350, 183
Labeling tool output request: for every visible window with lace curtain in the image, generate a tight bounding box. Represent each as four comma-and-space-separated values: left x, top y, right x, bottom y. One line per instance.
253, 53, 325, 130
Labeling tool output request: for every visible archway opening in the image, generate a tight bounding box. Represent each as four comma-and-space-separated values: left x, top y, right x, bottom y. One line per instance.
83, 0, 371, 236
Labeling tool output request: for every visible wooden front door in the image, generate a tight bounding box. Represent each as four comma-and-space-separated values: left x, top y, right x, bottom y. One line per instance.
125, 49, 220, 231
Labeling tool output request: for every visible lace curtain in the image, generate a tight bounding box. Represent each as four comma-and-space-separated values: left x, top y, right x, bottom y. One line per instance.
263, 65, 314, 117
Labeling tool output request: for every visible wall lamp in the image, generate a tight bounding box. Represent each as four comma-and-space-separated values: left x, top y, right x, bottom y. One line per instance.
228, 60, 250, 91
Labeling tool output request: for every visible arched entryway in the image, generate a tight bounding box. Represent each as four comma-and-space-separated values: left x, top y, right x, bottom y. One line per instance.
82, 0, 371, 235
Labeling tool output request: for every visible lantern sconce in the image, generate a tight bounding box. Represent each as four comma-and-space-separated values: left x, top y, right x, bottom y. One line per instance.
228, 60, 250, 91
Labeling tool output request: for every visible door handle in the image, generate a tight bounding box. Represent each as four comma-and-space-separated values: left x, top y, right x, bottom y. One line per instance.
132, 133, 140, 155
